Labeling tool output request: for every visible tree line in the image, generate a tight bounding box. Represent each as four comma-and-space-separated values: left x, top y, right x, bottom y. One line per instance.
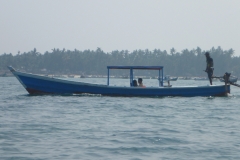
0, 46, 239, 77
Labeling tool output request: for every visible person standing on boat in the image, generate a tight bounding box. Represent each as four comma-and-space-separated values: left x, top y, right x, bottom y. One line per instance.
138, 78, 146, 87
204, 52, 214, 85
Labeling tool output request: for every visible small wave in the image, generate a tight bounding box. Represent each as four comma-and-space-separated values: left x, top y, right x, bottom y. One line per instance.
73, 93, 102, 97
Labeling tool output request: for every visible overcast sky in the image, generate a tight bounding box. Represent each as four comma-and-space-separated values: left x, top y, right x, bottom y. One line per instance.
1, 0, 240, 55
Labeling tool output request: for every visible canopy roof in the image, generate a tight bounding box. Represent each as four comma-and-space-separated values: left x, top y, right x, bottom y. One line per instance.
107, 66, 163, 70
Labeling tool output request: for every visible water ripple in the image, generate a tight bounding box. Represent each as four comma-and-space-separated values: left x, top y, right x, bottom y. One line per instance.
1, 78, 240, 159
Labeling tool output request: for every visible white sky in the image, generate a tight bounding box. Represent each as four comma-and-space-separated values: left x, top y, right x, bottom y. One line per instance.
1, 0, 240, 55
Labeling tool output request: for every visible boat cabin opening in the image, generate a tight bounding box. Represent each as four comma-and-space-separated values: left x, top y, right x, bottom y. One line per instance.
107, 66, 164, 87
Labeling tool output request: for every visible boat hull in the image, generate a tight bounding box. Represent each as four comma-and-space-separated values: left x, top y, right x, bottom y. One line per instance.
9, 68, 230, 97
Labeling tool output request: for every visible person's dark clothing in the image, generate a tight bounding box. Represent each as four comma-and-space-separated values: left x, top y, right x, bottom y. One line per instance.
206, 57, 213, 69
205, 56, 214, 85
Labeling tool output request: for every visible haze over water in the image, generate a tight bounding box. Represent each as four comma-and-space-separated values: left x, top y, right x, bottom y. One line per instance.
1, 77, 240, 159
1, 0, 240, 56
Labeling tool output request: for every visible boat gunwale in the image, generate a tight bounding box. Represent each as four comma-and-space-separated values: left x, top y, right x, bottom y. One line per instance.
13, 69, 230, 89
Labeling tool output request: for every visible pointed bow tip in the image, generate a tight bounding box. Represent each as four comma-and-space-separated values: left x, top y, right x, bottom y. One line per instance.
7, 66, 16, 72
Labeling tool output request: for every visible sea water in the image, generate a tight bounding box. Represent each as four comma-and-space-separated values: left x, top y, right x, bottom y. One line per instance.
0, 77, 240, 160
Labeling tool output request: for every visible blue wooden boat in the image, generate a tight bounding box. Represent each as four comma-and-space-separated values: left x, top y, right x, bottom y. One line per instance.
163, 75, 178, 81
8, 66, 230, 97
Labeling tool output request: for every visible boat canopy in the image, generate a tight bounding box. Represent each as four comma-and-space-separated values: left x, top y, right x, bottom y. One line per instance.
107, 66, 164, 87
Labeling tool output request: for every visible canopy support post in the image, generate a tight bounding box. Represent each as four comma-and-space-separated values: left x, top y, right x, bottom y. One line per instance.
159, 69, 161, 87
130, 68, 133, 86
161, 69, 164, 86
107, 68, 109, 86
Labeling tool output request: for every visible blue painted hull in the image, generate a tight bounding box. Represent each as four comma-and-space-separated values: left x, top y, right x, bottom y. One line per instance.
9, 69, 230, 97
